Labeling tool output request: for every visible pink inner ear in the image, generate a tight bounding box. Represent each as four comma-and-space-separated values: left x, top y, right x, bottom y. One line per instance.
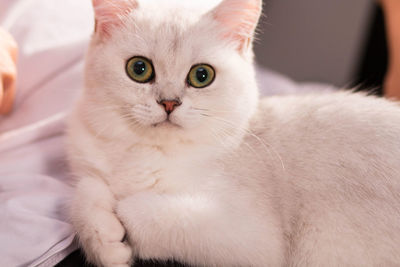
93, 0, 138, 37
212, 0, 261, 50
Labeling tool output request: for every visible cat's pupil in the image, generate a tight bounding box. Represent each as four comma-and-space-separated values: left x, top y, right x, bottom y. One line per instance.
196, 68, 208, 83
134, 61, 146, 75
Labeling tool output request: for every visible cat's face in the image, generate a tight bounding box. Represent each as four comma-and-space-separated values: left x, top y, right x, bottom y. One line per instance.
85, 0, 261, 146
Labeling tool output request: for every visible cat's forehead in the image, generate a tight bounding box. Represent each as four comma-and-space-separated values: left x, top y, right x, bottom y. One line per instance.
132, 0, 218, 45
118, 6, 219, 73
138, 0, 221, 16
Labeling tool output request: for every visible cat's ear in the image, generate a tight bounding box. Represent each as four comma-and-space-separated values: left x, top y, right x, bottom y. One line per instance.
206, 0, 262, 52
92, 0, 138, 38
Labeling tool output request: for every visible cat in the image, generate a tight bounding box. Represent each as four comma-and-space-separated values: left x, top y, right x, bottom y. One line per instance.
66, 0, 400, 266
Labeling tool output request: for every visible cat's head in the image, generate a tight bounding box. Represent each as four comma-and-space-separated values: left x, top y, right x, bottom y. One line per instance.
84, 0, 262, 148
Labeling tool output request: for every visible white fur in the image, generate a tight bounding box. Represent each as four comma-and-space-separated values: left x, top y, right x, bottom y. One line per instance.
67, 0, 400, 266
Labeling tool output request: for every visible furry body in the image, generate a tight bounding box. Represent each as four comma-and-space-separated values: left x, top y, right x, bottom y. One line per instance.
67, 0, 400, 266
69, 92, 400, 266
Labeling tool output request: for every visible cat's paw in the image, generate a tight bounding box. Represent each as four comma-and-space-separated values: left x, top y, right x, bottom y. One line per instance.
80, 209, 135, 267
95, 241, 133, 267
116, 192, 169, 259
84, 239, 134, 267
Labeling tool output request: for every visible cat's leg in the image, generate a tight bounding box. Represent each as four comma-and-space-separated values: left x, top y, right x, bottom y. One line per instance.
117, 191, 284, 267
70, 177, 133, 267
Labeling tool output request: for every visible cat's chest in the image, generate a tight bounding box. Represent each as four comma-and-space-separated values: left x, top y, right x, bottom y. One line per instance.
105, 144, 214, 199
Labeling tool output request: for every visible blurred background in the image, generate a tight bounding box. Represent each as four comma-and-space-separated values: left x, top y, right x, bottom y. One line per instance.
254, 0, 387, 92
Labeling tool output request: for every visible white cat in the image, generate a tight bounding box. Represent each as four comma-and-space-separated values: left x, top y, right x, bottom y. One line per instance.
67, 0, 400, 266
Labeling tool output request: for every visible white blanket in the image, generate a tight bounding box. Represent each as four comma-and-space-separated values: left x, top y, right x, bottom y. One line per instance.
0, 1, 334, 266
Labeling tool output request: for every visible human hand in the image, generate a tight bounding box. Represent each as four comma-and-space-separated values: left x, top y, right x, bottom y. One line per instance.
0, 28, 17, 114
381, 0, 400, 100
384, 70, 400, 100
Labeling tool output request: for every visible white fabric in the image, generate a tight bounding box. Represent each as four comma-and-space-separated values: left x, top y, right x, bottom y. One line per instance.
0, 1, 335, 266
0, 1, 92, 266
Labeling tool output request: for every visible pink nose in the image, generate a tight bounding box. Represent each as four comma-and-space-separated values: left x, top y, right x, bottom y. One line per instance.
159, 99, 181, 114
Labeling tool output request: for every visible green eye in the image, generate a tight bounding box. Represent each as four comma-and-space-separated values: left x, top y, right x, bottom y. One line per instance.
187, 64, 215, 88
126, 56, 155, 83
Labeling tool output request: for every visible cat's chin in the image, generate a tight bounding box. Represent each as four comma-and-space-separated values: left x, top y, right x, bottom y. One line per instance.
151, 120, 182, 129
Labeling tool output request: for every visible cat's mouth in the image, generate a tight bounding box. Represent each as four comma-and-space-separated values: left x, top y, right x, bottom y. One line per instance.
152, 118, 181, 128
